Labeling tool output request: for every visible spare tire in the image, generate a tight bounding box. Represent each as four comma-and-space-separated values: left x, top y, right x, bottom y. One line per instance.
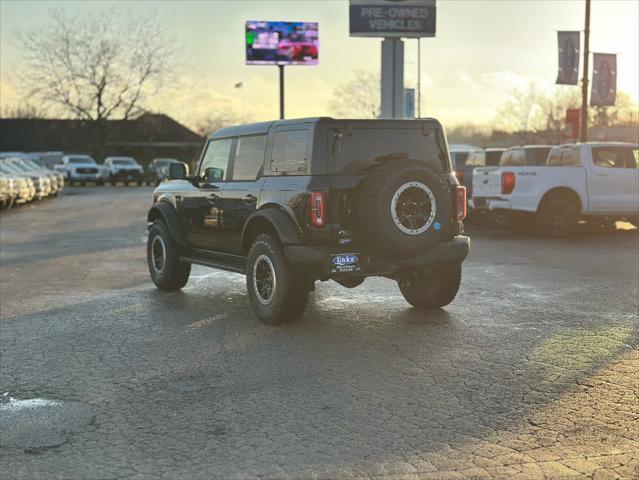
357, 159, 453, 258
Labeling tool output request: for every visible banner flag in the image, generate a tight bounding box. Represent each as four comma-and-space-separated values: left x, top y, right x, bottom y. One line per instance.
590, 53, 617, 106
556, 31, 580, 85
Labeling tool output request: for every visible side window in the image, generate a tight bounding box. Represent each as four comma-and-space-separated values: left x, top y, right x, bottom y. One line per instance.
592, 146, 637, 169
199, 138, 232, 181
232, 135, 266, 181
559, 148, 580, 166
271, 130, 309, 174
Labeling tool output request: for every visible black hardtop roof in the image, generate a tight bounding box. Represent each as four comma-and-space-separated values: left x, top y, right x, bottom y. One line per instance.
210, 117, 443, 139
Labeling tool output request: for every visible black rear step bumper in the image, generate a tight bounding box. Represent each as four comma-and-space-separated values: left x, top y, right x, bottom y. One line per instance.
285, 235, 470, 280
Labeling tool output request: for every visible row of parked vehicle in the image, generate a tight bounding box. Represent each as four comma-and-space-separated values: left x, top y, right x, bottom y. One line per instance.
0, 154, 65, 210
450, 142, 639, 236
54, 155, 180, 186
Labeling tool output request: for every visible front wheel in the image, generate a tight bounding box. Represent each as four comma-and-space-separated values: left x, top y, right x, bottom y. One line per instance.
147, 220, 191, 291
246, 234, 309, 325
398, 263, 462, 309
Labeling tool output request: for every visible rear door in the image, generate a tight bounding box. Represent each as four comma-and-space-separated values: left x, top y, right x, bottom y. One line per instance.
587, 145, 638, 212
218, 134, 268, 254
182, 137, 233, 250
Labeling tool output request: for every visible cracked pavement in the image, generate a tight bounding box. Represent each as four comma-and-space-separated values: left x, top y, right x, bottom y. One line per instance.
0, 187, 638, 479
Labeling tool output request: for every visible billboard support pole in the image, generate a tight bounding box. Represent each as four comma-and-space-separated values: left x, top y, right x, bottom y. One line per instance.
580, 0, 590, 142
279, 65, 285, 120
417, 38, 421, 118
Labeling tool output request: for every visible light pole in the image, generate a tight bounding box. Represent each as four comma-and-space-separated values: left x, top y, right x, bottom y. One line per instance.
580, 0, 591, 142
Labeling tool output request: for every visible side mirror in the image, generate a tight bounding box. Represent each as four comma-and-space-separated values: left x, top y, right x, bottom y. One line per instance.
204, 167, 224, 182
169, 162, 188, 180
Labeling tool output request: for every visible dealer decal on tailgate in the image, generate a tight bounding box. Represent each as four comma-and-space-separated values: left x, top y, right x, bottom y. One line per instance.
330, 253, 361, 274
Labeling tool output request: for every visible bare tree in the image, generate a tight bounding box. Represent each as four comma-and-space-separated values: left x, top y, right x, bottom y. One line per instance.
329, 70, 380, 118
591, 91, 639, 128
494, 82, 544, 138
0, 102, 47, 119
16, 9, 177, 156
194, 108, 250, 137
538, 86, 581, 143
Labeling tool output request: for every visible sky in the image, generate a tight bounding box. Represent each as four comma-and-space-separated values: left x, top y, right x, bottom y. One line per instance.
1, 0, 638, 129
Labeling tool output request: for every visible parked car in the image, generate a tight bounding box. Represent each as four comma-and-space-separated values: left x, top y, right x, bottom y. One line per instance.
0, 159, 51, 199
103, 156, 144, 185
0, 174, 11, 209
449, 144, 480, 170
146, 117, 469, 325
471, 142, 639, 236
20, 154, 65, 193
55, 155, 103, 185
9, 156, 62, 196
455, 148, 505, 200
146, 158, 179, 186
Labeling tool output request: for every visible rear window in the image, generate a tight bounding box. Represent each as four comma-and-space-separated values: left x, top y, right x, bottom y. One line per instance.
592, 146, 638, 169
485, 150, 503, 166
466, 151, 485, 167
330, 128, 449, 174
530, 148, 551, 165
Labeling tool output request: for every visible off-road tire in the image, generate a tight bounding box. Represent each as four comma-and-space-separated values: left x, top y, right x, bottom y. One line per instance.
246, 234, 309, 325
398, 263, 462, 309
147, 220, 191, 291
537, 198, 578, 237
357, 159, 454, 258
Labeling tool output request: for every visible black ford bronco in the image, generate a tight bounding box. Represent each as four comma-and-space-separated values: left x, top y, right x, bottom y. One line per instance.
146, 117, 469, 324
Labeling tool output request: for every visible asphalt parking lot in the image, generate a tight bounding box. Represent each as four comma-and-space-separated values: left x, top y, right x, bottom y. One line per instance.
0, 187, 637, 479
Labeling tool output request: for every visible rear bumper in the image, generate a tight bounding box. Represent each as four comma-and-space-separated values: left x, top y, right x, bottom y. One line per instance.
284, 236, 470, 280
472, 197, 511, 211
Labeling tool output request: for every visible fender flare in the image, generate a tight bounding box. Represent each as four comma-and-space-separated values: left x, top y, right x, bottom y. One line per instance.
241, 208, 302, 251
147, 201, 188, 246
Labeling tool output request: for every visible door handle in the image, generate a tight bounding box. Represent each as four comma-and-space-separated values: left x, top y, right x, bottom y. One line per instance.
243, 194, 257, 204
595, 173, 609, 177
207, 193, 219, 202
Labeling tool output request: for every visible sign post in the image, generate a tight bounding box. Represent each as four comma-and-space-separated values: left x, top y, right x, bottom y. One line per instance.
350, 0, 436, 119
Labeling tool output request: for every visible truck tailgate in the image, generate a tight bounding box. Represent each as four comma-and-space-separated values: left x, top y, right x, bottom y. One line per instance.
472, 167, 501, 198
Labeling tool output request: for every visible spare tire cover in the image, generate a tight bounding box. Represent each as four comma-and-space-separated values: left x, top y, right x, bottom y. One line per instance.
357, 159, 453, 258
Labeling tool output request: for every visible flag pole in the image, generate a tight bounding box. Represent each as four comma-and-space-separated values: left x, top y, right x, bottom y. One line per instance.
580, 0, 591, 142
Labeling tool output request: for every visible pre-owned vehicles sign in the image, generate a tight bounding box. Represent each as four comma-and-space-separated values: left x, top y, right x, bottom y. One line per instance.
349, 0, 436, 38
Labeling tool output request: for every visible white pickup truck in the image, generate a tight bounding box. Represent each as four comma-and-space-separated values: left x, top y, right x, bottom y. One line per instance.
470, 142, 639, 236
54, 155, 107, 185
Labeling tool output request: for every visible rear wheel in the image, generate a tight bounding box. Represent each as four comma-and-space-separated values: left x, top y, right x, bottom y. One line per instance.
537, 198, 578, 237
147, 220, 191, 291
246, 234, 309, 325
398, 263, 462, 309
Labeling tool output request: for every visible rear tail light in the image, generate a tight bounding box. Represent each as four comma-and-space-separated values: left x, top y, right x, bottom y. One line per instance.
455, 169, 464, 184
501, 172, 516, 194
456, 186, 467, 221
309, 191, 327, 227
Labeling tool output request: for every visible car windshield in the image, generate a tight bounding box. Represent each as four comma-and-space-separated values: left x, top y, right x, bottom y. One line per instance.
68, 156, 96, 164
112, 159, 136, 165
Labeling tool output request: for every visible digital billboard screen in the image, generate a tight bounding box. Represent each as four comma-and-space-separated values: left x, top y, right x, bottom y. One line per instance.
246, 21, 319, 66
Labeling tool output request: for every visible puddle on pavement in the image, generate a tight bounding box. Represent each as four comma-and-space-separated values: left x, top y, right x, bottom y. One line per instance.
0, 394, 95, 451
